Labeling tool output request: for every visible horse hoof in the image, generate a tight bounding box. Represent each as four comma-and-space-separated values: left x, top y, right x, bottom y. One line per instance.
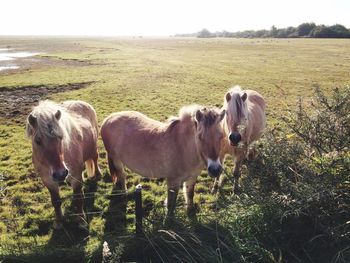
211, 187, 218, 195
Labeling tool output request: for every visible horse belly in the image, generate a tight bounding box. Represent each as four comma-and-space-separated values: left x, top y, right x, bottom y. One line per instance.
120, 149, 172, 179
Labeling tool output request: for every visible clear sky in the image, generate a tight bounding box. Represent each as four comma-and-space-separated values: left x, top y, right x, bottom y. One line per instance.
1, 0, 349, 36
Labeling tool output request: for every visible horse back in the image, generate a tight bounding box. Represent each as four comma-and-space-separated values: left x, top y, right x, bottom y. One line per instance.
61, 100, 99, 133
101, 111, 167, 155
246, 90, 266, 111
246, 90, 266, 143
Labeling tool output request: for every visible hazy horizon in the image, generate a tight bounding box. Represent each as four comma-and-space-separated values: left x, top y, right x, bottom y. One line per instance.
1, 0, 350, 36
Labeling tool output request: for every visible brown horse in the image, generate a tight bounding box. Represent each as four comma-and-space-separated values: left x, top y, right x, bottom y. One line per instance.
26, 100, 102, 229
213, 86, 266, 194
101, 105, 225, 217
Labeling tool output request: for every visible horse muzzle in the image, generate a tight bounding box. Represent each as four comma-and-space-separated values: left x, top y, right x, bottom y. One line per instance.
208, 164, 223, 178
52, 168, 69, 182
229, 132, 241, 146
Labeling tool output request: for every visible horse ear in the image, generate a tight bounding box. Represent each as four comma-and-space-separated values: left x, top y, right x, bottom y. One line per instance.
28, 114, 37, 127
55, 110, 61, 121
241, 93, 247, 102
195, 110, 203, 123
225, 93, 231, 102
219, 109, 226, 122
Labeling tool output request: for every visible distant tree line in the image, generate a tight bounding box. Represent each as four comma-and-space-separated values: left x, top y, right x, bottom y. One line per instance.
175, 23, 350, 38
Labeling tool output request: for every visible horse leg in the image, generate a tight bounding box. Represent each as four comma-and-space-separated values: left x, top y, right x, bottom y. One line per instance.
233, 154, 245, 194
166, 179, 180, 218
108, 156, 126, 191
71, 172, 87, 227
48, 186, 63, 229
41, 174, 63, 229
93, 148, 102, 180
211, 156, 225, 194
183, 177, 197, 217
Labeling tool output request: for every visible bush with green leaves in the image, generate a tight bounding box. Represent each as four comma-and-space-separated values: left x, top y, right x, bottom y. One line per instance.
242, 86, 350, 262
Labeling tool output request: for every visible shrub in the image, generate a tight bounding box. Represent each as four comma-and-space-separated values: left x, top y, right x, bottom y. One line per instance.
243, 86, 350, 262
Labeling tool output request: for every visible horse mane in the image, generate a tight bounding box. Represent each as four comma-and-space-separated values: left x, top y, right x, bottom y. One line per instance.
26, 100, 82, 145
178, 104, 202, 120
224, 85, 248, 123
166, 104, 221, 132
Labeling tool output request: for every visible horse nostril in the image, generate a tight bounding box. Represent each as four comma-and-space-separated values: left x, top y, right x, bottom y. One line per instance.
52, 169, 69, 182
208, 165, 222, 177
229, 133, 241, 145
229, 134, 234, 142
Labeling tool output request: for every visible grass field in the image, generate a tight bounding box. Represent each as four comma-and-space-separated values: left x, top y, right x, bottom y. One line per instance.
0, 37, 349, 262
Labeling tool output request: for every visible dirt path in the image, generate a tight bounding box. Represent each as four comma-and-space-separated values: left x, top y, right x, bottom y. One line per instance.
0, 82, 94, 123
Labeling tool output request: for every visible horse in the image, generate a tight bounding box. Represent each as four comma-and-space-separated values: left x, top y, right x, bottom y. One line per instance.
26, 100, 102, 229
212, 85, 266, 194
101, 105, 226, 218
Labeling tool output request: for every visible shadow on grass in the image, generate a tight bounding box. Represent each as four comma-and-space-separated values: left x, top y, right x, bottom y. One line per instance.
1, 179, 100, 263
88, 183, 129, 262
46, 179, 100, 248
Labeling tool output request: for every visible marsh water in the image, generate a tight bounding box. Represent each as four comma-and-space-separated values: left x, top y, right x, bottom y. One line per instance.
0, 48, 40, 71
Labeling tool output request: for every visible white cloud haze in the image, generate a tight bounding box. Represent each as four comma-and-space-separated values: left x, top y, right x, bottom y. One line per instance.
1, 0, 349, 35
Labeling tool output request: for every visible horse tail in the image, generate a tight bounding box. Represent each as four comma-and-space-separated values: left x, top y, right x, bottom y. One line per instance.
107, 156, 119, 184
85, 159, 96, 178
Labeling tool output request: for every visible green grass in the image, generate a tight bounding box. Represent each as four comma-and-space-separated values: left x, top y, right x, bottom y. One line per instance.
0, 37, 349, 262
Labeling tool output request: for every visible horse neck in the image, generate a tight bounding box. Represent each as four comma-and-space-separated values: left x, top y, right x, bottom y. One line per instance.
174, 119, 202, 164
60, 112, 82, 147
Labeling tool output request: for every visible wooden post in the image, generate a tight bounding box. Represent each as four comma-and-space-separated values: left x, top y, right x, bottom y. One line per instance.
135, 184, 143, 236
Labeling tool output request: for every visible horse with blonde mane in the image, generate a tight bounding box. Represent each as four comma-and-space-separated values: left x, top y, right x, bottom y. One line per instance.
26, 100, 102, 229
101, 105, 226, 217
212, 86, 266, 194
